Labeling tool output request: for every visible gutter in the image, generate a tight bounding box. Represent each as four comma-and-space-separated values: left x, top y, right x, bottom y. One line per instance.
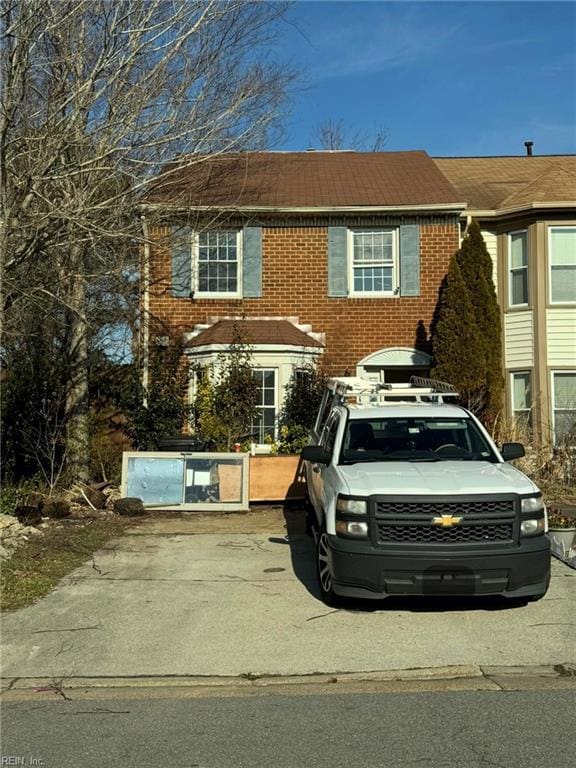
457, 202, 576, 219
139, 202, 468, 215
140, 214, 150, 407
183, 343, 324, 356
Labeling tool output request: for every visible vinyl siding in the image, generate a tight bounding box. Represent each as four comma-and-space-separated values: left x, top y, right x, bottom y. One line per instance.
504, 311, 534, 368
481, 229, 498, 293
546, 308, 576, 366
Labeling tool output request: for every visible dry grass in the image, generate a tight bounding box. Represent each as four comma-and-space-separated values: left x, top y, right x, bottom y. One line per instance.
491, 414, 576, 503
0, 517, 130, 612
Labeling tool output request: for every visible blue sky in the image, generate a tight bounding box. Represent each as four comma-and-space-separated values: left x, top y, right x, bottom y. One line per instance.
277, 0, 576, 156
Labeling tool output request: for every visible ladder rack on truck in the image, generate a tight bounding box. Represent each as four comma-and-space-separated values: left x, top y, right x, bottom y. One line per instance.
325, 375, 459, 405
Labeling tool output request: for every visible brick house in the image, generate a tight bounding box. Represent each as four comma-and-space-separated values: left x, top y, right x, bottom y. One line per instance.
435, 154, 576, 444
142, 150, 465, 444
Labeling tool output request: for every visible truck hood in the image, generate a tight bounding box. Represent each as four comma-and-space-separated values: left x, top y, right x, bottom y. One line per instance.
339, 461, 538, 497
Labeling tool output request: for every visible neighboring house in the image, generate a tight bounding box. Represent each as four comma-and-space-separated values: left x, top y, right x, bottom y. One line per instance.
435, 155, 576, 444
143, 150, 464, 444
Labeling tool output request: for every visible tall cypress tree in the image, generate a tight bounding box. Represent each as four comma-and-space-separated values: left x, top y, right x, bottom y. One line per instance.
431, 255, 486, 409
456, 221, 503, 421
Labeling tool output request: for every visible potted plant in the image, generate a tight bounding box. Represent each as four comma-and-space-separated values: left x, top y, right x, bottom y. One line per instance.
547, 507, 576, 555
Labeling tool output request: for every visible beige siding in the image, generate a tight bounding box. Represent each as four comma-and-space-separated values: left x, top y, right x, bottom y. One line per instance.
481, 229, 498, 292
504, 311, 534, 368
546, 308, 576, 366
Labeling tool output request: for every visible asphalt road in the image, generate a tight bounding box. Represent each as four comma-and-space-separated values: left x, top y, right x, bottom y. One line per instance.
2, 685, 575, 768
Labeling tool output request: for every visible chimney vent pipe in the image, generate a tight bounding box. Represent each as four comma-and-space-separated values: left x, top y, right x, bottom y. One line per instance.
524, 141, 534, 156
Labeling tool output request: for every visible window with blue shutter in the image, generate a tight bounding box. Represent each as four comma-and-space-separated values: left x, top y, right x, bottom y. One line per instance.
171, 226, 246, 298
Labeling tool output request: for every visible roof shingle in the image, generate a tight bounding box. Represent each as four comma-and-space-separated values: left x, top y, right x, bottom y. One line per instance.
148, 151, 464, 209
185, 319, 324, 349
434, 156, 576, 210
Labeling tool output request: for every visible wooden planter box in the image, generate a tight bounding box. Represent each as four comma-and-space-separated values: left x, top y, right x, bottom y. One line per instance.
249, 455, 305, 503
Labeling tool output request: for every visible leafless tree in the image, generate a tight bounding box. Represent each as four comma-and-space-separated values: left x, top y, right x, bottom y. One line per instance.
0, 0, 293, 482
316, 118, 387, 152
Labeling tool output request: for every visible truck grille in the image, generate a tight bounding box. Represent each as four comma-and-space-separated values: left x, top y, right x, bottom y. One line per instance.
374, 500, 515, 517
376, 522, 514, 544
372, 496, 517, 545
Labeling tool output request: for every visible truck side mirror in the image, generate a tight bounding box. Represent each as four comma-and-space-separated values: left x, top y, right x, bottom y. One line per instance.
500, 442, 525, 461
301, 445, 331, 465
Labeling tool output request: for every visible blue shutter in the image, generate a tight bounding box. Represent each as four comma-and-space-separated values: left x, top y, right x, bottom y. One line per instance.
243, 227, 262, 298
171, 226, 191, 298
328, 226, 348, 297
399, 224, 420, 297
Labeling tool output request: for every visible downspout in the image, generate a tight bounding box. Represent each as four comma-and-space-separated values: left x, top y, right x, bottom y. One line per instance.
140, 213, 150, 408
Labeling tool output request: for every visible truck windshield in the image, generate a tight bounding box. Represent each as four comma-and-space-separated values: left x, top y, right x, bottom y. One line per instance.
340, 417, 498, 464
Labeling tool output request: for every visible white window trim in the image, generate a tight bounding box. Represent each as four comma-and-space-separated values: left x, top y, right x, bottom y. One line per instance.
252, 367, 278, 444
191, 229, 242, 299
551, 370, 576, 444
347, 227, 399, 298
508, 230, 529, 308
510, 370, 532, 423
548, 226, 576, 306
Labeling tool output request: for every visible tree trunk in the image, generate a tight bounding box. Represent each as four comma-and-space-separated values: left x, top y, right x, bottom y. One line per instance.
65, 250, 90, 483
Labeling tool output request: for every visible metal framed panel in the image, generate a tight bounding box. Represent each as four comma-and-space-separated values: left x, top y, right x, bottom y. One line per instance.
121, 451, 250, 511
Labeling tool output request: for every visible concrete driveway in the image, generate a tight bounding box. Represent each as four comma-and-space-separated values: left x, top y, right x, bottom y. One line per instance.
1, 508, 575, 680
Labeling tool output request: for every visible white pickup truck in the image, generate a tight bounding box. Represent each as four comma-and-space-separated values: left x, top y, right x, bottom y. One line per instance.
301, 377, 551, 605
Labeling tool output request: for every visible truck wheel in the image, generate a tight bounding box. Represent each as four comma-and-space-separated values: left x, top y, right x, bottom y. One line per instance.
317, 527, 340, 606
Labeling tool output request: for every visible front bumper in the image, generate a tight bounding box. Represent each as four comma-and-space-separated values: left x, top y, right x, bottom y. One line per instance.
327, 535, 551, 600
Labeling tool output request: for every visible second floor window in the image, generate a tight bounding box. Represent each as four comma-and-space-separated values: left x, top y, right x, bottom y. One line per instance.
195, 230, 240, 296
349, 229, 397, 296
549, 227, 576, 304
509, 231, 528, 306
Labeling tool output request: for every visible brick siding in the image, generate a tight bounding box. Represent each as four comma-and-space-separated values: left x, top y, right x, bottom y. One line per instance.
147, 221, 459, 375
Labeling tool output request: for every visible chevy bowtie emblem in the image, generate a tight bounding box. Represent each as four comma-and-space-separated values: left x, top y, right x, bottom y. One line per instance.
432, 514, 463, 528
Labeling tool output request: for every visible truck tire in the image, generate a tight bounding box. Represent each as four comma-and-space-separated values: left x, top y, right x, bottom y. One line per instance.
317, 525, 341, 607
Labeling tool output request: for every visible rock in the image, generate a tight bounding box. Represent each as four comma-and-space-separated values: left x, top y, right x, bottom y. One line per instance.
14, 505, 42, 526
42, 498, 71, 519
0, 514, 19, 531
113, 497, 145, 517
0, 514, 43, 559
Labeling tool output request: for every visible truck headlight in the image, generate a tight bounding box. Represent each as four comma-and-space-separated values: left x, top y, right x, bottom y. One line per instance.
521, 495, 544, 514
520, 518, 545, 537
336, 497, 367, 516
335, 520, 369, 538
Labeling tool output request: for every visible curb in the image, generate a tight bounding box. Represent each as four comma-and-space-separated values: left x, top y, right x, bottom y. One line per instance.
2, 663, 575, 699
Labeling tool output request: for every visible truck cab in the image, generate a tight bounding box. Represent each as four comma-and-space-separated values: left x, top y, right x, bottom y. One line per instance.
302, 377, 551, 605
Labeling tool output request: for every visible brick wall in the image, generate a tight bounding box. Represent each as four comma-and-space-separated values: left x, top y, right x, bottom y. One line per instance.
147, 221, 460, 375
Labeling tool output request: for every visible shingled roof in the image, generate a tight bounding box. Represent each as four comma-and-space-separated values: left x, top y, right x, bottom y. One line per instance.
185, 319, 324, 349
434, 155, 576, 211
147, 151, 465, 210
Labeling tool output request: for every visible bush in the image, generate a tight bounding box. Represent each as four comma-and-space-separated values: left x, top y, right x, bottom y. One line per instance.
118, 337, 191, 450
192, 325, 260, 451
278, 365, 326, 453
431, 222, 503, 422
